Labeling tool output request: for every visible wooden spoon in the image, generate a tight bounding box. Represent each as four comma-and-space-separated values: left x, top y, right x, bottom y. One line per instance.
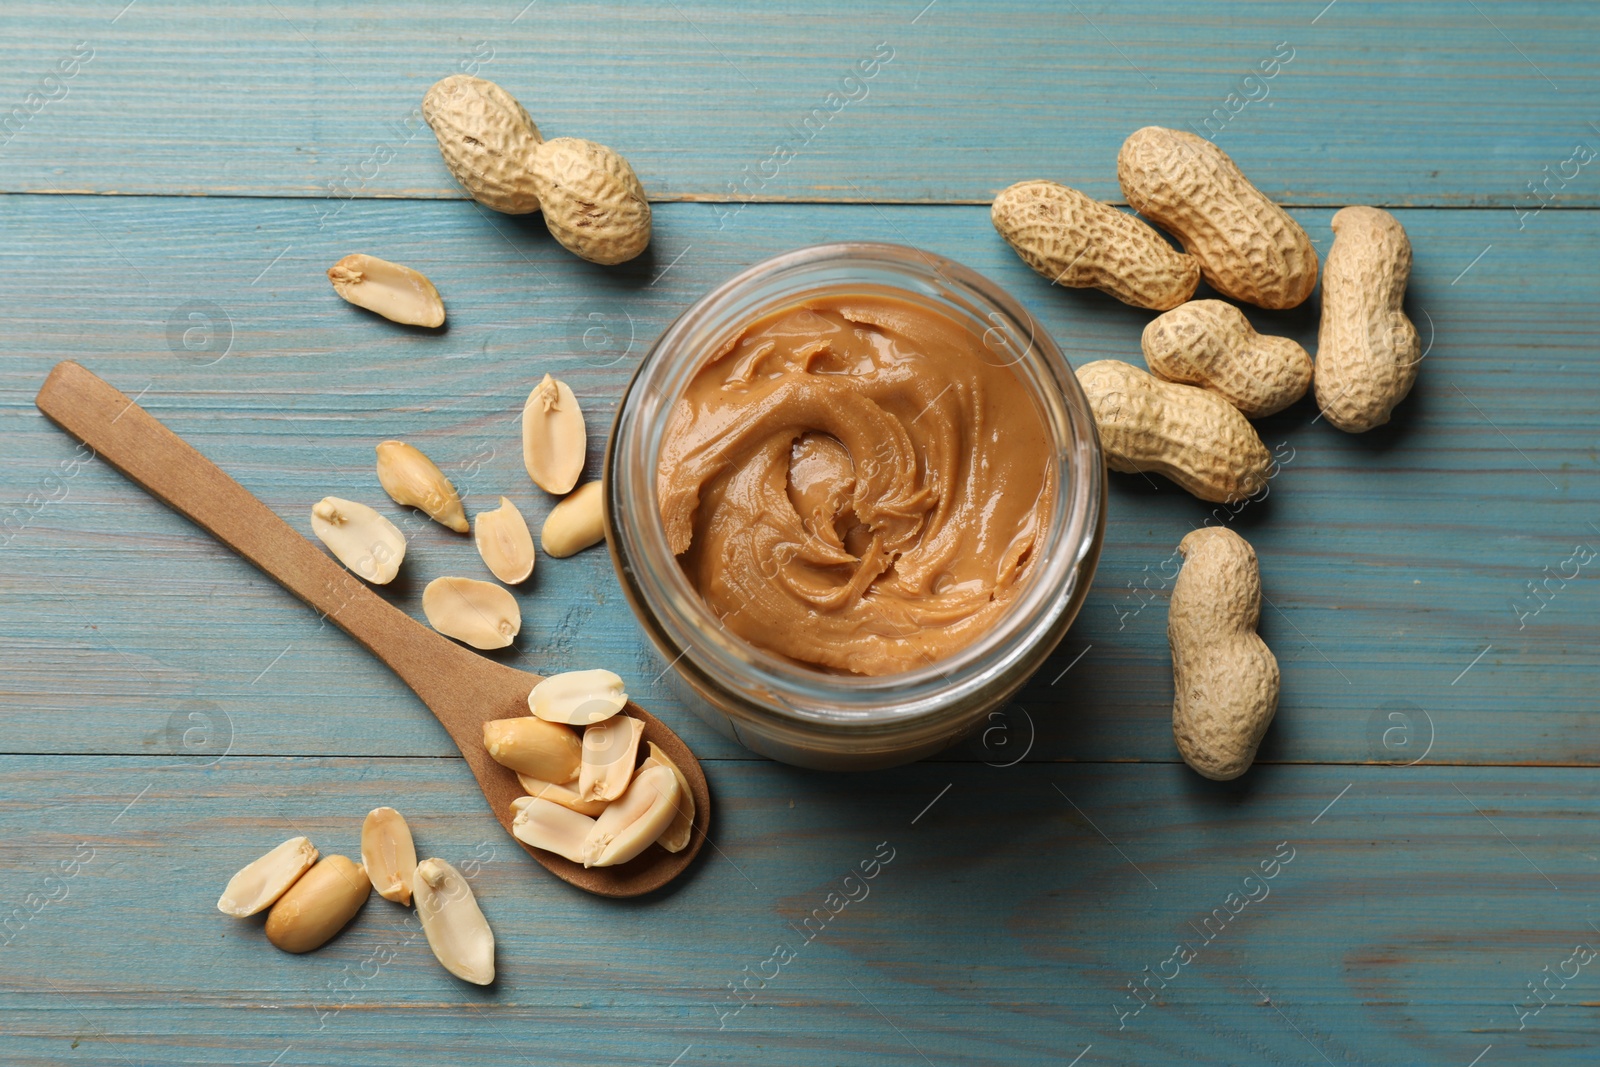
35, 360, 709, 898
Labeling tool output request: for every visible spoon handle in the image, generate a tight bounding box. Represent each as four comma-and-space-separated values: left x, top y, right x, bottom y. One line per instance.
33, 361, 479, 704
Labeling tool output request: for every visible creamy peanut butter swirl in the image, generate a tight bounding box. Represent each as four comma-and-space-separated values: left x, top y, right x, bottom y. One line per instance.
657, 291, 1055, 675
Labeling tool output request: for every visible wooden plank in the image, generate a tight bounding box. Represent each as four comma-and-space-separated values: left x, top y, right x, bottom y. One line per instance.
0, 2, 1596, 205
0, 196, 1595, 766
0, 755, 1595, 1065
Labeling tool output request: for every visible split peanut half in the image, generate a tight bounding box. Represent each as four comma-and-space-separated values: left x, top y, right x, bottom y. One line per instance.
541, 480, 605, 558
522, 374, 586, 495
474, 497, 536, 584
263, 855, 370, 954
484, 717, 582, 782
310, 497, 406, 584
413, 858, 495, 985
422, 576, 521, 649
217, 836, 319, 917
328, 254, 446, 328
510, 797, 595, 863
528, 668, 627, 726
515, 773, 609, 817
578, 713, 644, 803
581, 763, 681, 868
360, 807, 418, 906
641, 741, 695, 853
376, 440, 469, 533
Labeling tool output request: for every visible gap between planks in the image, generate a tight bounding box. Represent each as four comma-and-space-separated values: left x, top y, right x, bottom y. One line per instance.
3, 189, 1600, 212
6, 753, 1600, 768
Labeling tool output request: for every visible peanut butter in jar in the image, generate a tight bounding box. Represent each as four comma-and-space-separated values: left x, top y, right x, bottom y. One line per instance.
657, 290, 1056, 676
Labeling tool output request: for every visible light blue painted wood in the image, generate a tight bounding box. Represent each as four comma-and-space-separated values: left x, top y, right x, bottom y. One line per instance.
1, 197, 1595, 765
2, 3, 1599, 1063
0, 2, 1595, 205
0, 756, 1596, 1065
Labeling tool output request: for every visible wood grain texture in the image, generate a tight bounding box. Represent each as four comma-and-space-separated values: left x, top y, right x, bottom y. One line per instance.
0, 756, 1596, 1065
0, 2, 1595, 205
1, 2, 1598, 1061
0, 197, 1593, 766
31, 360, 710, 897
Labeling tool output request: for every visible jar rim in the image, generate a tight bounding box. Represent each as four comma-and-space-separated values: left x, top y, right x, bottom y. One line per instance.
605, 242, 1103, 731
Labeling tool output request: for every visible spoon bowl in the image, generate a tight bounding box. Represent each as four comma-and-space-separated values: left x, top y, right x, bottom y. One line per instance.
35, 360, 709, 898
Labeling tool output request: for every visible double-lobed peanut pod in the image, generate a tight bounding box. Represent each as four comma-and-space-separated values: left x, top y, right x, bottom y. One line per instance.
1117, 126, 1318, 309
1141, 300, 1313, 418
1076, 359, 1272, 503
263, 855, 371, 954
1167, 527, 1280, 781
990, 179, 1200, 310
376, 440, 469, 533
423, 76, 651, 265
1313, 206, 1421, 433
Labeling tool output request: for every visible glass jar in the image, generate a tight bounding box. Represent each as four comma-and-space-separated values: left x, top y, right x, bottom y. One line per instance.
604, 242, 1103, 770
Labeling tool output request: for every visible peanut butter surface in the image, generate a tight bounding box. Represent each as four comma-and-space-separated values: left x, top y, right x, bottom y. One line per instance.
658, 291, 1055, 676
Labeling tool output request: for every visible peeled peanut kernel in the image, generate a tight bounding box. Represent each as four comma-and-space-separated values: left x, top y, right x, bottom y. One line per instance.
310, 497, 406, 584
578, 713, 644, 803
413, 858, 495, 986
483, 717, 582, 783
541, 480, 605, 558
510, 797, 596, 863
328, 254, 446, 327
522, 374, 586, 495
422, 576, 521, 650
581, 764, 681, 868
376, 440, 469, 533
360, 807, 418, 906
515, 774, 609, 817
528, 669, 627, 726
217, 836, 319, 917
641, 741, 695, 853
474, 496, 535, 584
264, 855, 370, 954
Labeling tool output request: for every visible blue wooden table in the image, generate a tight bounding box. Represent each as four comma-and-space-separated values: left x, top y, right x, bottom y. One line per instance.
2, 3, 1597, 1064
